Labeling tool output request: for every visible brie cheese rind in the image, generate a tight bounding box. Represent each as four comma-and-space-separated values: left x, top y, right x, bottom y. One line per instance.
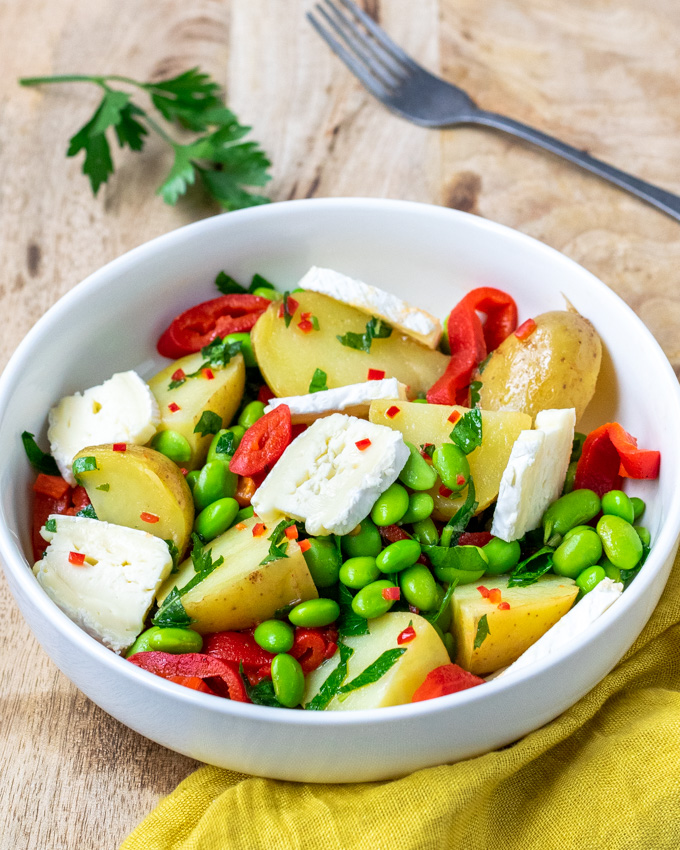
264, 378, 408, 423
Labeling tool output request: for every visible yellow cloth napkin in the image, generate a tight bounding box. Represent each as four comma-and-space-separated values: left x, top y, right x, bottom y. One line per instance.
121, 550, 680, 850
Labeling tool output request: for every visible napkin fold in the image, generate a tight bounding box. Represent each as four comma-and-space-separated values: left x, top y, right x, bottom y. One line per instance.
121, 549, 680, 850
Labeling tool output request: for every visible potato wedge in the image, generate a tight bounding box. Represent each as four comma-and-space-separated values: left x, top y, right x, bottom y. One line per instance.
476, 311, 601, 423
73, 444, 194, 555
251, 292, 448, 398
369, 400, 531, 517
156, 515, 317, 634
303, 612, 449, 710
148, 351, 245, 470
451, 575, 578, 675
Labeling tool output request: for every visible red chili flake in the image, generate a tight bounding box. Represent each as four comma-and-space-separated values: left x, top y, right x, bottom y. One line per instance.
235, 522, 247, 531
385, 405, 401, 419
297, 319, 314, 334
456, 474, 467, 486
382, 587, 401, 601
202, 368, 215, 380
180, 468, 188, 476
420, 443, 434, 462
278, 296, 300, 318
171, 368, 186, 382
252, 523, 266, 537
168, 402, 180, 413
477, 585, 490, 598
112, 443, 127, 452
488, 588, 502, 604
140, 512, 160, 524
68, 551, 86, 566
355, 438, 372, 451
284, 525, 299, 540
439, 485, 453, 498
448, 410, 461, 425
368, 369, 386, 381
299, 539, 312, 553
514, 318, 537, 341
498, 601, 511, 611
301, 312, 311, 320
397, 625, 417, 645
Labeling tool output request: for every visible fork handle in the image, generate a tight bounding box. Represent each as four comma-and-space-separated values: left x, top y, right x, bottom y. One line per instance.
470, 110, 680, 222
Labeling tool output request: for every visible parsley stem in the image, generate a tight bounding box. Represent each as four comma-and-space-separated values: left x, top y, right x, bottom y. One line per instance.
141, 112, 178, 147
20, 73, 144, 89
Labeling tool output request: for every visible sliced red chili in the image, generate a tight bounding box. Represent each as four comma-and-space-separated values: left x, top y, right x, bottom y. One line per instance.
32, 474, 70, 500
297, 319, 314, 334
355, 438, 371, 451
202, 368, 215, 380
397, 625, 417, 645
368, 369, 386, 380
140, 512, 160, 524
157, 294, 270, 359
168, 402, 181, 413
299, 539, 312, 553
447, 410, 461, 425
128, 651, 249, 702
477, 585, 490, 598
112, 443, 127, 452
284, 525, 299, 540
68, 551, 86, 566
514, 318, 537, 341
498, 602, 511, 611
488, 588, 502, 604
459, 287, 518, 352
411, 663, 484, 702
573, 422, 661, 497
439, 485, 453, 498
427, 300, 486, 406
385, 405, 401, 419
229, 405, 292, 477
457, 531, 494, 547
252, 523, 266, 537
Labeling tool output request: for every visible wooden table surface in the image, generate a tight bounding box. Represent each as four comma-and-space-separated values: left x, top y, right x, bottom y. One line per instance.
2, 0, 679, 847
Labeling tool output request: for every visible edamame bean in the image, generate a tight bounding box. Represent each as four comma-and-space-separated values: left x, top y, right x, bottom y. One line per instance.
635, 526, 651, 547
252, 286, 283, 300
341, 518, 382, 558
398, 441, 438, 491
575, 564, 606, 595
552, 528, 603, 579
238, 400, 266, 430
234, 506, 254, 523
432, 443, 470, 492
562, 461, 577, 495
194, 497, 240, 541
596, 515, 643, 570
600, 556, 621, 583
601, 489, 635, 524
151, 429, 192, 464
376, 539, 422, 573
289, 598, 340, 627
271, 653, 305, 708
302, 537, 341, 587
412, 517, 439, 546
339, 556, 380, 589
482, 537, 521, 575
563, 524, 595, 540
370, 483, 409, 526
125, 626, 203, 658
193, 461, 238, 511
223, 332, 257, 368
631, 497, 646, 521
443, 632, 456, 660
399, 564, 439, 611
253, 619, 294, 653
351, 580, 397, 619
401, 492, 435, 524
186, 470, 200, 492
411, 398, 428, 404
542, 488, 601, 543
207, 426, 246, 463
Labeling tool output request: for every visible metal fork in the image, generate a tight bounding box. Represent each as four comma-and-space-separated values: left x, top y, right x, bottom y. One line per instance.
307, 0, 680, 223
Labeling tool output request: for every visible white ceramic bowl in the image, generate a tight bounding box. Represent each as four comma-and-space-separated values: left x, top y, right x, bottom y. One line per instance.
2, 199, 679, 783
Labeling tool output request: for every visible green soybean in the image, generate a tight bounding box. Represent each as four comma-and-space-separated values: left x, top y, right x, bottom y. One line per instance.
411, 398, 428, 404
186, 470, 200, 492
341, 518, 382, 558
482, 538, 521, 575
635, 526, 651, 547
542, 488, 601, 543
302, 537, 341, 587
207, 426, 245, 463
253, 619, 294, 653
563, 524, 595, 540
234, 506, 254, 523
289, 598, 340, 628
252, 286, 283, 300
443, 632, 456, 660
351, 580, 397, 619
596, 515, 643, 570
194, 497, 240, 541
601, 489, 635, 524
399, 564, 439, 611
151, 429, 192, 464
412, 517, 439, 546
238, 400, 266, 430
631, 497, 646, 521
271, 653, 305, 708
376, 539, 422, 573
125, 626, 203, 658
562, 461, 577, 495
370, 483, 409, 526
575, 564, 606, 595
224, 332, 257, 368
600, 556, 621, 583
193, 461, 238, 511
432, 443, 470, 492
398, 441, 438, 491
339, 556, 380, 589
401, 492, 435, 524
553, 528, 603, 579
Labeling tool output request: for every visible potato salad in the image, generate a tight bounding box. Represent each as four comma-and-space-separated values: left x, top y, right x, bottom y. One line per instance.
24, 267, 660, 709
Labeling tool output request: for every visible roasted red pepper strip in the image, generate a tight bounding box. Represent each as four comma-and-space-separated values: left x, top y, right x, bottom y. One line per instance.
167, 675, 218, 695
574, 422, 660, 497
411, 663, 485, 702
427, 301, 486, 406
457, 531, 494, 547
157, 294, 270, 359
128, 651, 249, 702
33, 473, 71, 500
458, 287, 518, 352
290, 628, 327, 673
203, 631, 275, 670
229, 405, 292, 477
31, 484, 93, 560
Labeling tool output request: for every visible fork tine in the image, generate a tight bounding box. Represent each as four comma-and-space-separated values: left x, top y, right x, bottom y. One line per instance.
335, 0, 421, 72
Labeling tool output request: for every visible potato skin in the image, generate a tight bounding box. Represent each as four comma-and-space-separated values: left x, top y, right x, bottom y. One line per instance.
476, 311, 601, 423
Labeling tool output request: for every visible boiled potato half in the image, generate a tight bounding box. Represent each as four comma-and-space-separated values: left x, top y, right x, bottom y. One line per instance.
73, 444, 194, 555
251, 292, 448, 398
451, 575, 578, 675
156, 515, 318, 634
303, 612, 449, 710
369, 400, 531, 518
148, 350, 245, 470
476, 310, 601, 423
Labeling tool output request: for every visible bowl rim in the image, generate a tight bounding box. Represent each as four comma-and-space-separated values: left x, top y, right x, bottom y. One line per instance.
2, 196, 679, 725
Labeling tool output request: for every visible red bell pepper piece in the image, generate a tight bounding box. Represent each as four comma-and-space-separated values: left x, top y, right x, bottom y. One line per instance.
31, 485, 93, 560
32, 473, 70, 500
290, 628, 327, 673
574, 422, 660, 497
411, 663, 485, 702
157, 294, 270, 359
167, 675, 218, 695
257, 384, 276, 405
128, 651, 249, 702
458, 287, 518, 352
427, 301, 486, 406
229, 405, 292, 477
458, 531, 494, 547
203, 631, 275, 670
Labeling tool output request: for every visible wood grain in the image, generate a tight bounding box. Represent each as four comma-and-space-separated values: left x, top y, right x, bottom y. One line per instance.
1, 0, 679, 847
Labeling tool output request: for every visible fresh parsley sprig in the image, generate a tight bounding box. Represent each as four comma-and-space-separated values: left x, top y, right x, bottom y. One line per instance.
337, 316, 392, 353
19, 68, 272, 210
